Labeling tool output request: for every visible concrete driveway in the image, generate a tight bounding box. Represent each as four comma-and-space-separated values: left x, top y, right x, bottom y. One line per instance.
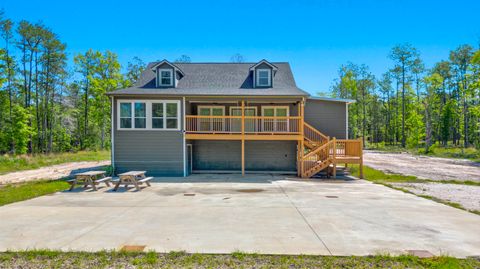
0, 174, 479, 257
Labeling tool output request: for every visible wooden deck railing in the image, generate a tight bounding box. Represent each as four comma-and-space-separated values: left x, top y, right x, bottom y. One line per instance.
301, 138, 335, 177
335, 139, 362, 158
304, 122, 329, 144
185, 115, 302, 134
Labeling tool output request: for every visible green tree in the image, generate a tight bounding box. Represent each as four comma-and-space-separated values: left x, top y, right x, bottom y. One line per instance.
450, 45, 474, 147
423, 73, 443, 152
174, 54, 191, 63
389, 44, 420, 147
124, 56, 145, 87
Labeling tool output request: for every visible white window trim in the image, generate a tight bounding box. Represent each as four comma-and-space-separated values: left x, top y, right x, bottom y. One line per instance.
117, 100, 181, 131
158, 68, 173, 86
119, 102, 134, 129
229, 106, 257, 116
197, 106, 226, 132
261, 106, 290, 132
197, 105, 226, 116
261, 106, 290, 117
230, 106, 258, 133
256, 68, 271, 87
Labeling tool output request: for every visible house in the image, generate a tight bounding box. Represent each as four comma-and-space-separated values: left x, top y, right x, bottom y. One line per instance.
107, 60, 363, 178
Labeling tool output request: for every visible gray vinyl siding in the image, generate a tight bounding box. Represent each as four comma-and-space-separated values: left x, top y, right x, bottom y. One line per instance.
304, 99, 347, 139
192, 141, 241, 171
245, 141, 296, 171
113, 96, 184, 176
192, 140, 296, 172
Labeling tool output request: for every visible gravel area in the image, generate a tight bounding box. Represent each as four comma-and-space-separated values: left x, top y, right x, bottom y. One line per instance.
364, 150, 480, 182
0, 160, 111, 185
394, 182, 480, 212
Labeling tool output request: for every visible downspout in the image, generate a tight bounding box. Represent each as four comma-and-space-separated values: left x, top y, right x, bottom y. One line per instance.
183, 96, 186, 177
346, 102, 349, 139
111, 96, 115, 174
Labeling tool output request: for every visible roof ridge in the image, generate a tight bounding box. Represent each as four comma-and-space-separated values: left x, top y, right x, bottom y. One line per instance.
149, 62, 291, 64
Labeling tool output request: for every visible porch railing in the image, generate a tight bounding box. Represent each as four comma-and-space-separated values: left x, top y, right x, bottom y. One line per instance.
185, 115, 302, 134
335, 139, 362, 158
304, 122, 329, 144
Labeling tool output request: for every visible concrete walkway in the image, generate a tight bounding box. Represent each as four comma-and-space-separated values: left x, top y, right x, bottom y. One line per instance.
0, 175, 479, 257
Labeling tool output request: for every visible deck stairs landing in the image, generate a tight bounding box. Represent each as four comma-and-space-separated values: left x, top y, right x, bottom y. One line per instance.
301, 122, 363, 178
300, 123, 331, 178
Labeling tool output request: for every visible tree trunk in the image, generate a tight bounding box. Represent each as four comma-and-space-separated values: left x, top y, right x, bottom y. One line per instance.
35, 50, 41, 152
401, 63, 406, 148
5, 34, 14, 153
84, 70, 89, 150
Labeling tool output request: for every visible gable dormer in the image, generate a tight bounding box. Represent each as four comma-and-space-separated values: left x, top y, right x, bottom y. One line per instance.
150, 60, 184, 88
250, 60, 278, 88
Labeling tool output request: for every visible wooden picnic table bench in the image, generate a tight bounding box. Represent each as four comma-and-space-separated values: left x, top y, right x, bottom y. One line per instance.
68, 171, 111, 191
113, 171, 152, 191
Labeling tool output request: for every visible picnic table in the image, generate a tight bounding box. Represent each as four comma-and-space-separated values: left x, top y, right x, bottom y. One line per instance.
68, 171, 111, 191
114, 171, 152, 191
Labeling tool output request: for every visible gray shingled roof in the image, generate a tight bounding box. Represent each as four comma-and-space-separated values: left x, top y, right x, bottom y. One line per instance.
108, 62, 309, 96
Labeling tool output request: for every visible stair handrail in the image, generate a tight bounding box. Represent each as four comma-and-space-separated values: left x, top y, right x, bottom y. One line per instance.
304, 122, 329, 141
301, 138, 336, 178
302, 139, 333, 160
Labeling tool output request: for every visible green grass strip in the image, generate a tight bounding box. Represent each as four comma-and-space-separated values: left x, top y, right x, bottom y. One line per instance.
0, 250, 479, 269
0, 180, 70, 206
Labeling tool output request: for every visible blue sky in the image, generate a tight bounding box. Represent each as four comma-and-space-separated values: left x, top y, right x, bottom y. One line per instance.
2, 0, 479, 95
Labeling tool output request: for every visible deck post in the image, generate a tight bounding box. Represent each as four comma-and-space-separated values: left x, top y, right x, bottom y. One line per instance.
297, 101, 302, 176
332, 137, 337, 178
299, 99, 305, 177
297, 141, 301, 177
241, 100, 245, 176
359, 138, 364, 179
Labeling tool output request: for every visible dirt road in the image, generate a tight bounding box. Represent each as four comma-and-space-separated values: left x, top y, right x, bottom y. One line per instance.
0, 160, 111, 185
364, 150, 480, 182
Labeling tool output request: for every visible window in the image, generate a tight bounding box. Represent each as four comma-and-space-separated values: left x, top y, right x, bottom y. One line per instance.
117, 100, 180, 130
166, 103, 178, 128
119, 103, 132, 128
198, 106, 225, 132
262, 106, 289, 132
134, 102, 146, 128
159, 69, 173, 86
151, 103, 164, 129
256, 69, 271, 87
151, 102, 178, 129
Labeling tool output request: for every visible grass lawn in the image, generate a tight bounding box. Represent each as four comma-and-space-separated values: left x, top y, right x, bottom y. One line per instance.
0, 180, 70, 206
0, 150, 110, 175
0, 250, 478, 269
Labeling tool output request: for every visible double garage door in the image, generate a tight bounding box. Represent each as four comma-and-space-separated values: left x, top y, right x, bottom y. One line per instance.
191, 140, 297, 172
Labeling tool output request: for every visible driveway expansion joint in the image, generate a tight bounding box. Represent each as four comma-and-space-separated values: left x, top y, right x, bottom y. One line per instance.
275, 182, 333, 255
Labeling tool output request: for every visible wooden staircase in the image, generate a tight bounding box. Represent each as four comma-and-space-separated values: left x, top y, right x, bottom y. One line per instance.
300, 123, 336, 178
300, 122, 363, 178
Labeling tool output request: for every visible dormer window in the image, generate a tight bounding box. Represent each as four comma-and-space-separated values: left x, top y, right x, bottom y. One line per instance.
256, 69, 271, 87
159, 69, 173, 86
151, 60, 184, 88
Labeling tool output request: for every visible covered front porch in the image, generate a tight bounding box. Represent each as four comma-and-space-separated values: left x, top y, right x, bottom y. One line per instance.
184, 97, 304, 175
184, 97, 304, 141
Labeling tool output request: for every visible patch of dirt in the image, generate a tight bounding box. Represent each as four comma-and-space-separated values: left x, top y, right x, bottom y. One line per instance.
236, 188, 264, 193
0, 160, 111, 185
394, 182, 480, 212
364, 150, 480, 182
